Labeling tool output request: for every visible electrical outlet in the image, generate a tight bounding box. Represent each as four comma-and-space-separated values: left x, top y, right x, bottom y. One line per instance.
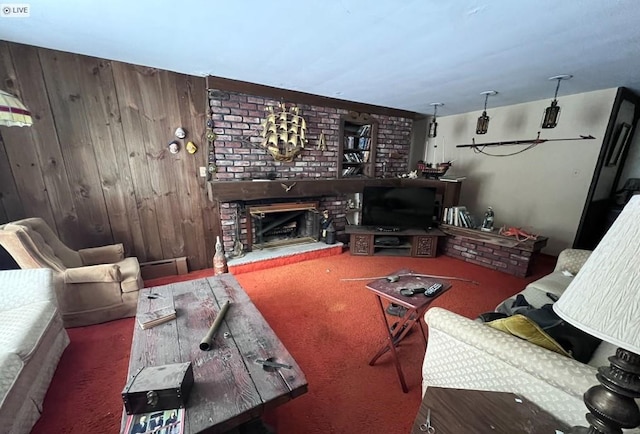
199, 167, 207, 177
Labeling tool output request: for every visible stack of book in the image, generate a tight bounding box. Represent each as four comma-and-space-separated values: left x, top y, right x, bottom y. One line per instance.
137, 306, 177, 330
442, 206, 475, 228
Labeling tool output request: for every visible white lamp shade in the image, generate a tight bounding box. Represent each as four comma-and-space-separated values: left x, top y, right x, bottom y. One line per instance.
0, 90, 33, 127
554, 195, 640, 354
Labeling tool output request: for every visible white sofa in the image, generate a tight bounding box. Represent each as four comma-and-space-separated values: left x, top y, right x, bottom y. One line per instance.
0, 269, 70, 434
421, 249, 639, 430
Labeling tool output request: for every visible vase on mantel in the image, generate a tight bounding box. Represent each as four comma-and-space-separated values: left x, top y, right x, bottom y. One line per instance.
213, 236, 228, 275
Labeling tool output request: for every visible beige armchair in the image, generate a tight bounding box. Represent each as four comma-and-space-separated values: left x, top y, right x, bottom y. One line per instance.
0, 218, 142, 327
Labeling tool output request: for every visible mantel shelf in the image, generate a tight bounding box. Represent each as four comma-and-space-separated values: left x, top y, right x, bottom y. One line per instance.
207, 179, 462, 206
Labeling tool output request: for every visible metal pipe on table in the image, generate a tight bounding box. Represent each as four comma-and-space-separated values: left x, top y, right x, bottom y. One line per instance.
199, 300, 231, 351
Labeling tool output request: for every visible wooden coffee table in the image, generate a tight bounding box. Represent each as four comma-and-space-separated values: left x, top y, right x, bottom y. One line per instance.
121, 274, 308, 433
366, 268, 451, 393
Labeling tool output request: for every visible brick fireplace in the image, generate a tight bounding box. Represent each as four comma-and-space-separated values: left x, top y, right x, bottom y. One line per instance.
206, 86, 415, 255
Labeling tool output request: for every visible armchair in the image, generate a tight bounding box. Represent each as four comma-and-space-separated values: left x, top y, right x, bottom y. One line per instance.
0, 218, 143, 327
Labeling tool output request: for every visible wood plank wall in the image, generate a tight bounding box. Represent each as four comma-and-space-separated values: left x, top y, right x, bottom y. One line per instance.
0, 42, 216, 270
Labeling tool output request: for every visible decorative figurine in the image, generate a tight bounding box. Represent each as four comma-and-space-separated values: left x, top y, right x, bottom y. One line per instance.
481, 207, 495, 232
320, 209, 333, 241
213, 236, 228, 275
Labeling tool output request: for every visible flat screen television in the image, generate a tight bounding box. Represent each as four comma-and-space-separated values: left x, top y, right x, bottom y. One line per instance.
361, 186, 437, 230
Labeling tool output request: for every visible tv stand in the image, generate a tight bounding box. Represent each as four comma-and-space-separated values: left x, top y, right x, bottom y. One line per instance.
345, 225, 446, 257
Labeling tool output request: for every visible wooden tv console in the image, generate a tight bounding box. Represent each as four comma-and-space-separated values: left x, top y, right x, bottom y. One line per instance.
344, 225, 446, 257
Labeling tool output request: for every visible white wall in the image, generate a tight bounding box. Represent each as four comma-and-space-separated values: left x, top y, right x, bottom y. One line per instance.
425, 88, 618, 255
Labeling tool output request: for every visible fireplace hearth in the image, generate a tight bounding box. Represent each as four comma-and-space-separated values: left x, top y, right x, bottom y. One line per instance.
247, 202, 320, 249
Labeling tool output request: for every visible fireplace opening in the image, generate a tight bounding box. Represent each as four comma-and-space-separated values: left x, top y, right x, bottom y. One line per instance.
247, 202, 320, 249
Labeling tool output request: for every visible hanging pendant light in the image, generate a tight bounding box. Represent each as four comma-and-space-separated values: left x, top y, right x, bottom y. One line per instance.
0, 90, 33, 127
428, 103, 443, 138
476, 90, 497, 135
541, 74, 572, 129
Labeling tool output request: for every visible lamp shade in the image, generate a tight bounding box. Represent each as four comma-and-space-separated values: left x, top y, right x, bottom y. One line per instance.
554, 195, 640, 354
0, 90, 33, 127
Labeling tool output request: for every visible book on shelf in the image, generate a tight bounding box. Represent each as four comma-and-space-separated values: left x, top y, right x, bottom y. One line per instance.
124, 408, 184, 434
357, 124, 370, 137
443, 206, 475, 228
137, 306, 177, 329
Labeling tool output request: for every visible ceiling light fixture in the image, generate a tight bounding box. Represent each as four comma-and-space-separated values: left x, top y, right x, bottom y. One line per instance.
541, 74, 572, 129
476, 91, 497, 135
428, 103, 444, 138
0, 90, 33, 127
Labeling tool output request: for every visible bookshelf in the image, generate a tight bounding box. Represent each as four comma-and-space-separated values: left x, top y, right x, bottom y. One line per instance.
338, 113, 377, 178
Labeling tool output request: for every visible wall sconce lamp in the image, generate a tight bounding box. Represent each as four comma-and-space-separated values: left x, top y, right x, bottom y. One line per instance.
428, 103, 444, 138
476, 91, 497, 135
542, 74, 572, 129
0, 90, 33, 127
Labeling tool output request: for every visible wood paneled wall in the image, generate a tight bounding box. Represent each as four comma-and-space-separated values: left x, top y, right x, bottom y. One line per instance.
0, 42, 217, 270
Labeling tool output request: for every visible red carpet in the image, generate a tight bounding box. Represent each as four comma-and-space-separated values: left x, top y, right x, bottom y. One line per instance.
31, 252, 555, 434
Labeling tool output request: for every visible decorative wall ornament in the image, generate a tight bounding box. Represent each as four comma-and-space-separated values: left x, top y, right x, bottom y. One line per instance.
259, 102, 308, 161
317, 132, 327, 151
175, 127, 186, 139
168, 140, 180, 154
186, 141, 198, 154
280, 182, 296, 192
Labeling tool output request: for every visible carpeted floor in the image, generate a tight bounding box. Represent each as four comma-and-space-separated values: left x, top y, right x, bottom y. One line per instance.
31, 251, 555, 434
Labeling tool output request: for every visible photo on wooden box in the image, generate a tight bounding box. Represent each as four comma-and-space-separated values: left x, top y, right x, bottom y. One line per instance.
124, 408, 184, 434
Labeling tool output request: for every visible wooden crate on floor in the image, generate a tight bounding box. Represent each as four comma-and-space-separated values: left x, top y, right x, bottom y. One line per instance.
140, 257, 188, 280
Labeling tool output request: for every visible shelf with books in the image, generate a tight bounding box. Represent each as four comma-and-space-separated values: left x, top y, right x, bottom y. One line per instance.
338, 113, 377, 178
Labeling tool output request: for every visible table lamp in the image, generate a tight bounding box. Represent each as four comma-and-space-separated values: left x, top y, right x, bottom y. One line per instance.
554, 195, 640, 433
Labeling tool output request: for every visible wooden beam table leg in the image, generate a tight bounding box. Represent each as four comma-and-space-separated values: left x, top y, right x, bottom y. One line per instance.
370, 295, 408, 393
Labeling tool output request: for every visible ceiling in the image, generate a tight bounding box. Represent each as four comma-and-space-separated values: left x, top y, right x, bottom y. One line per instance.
2, 0, 640, 116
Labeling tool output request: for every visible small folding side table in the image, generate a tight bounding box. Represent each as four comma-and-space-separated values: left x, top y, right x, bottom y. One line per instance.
365, 268, 451, 393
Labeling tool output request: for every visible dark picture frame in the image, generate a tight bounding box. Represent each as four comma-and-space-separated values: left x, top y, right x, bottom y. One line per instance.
606, 122, 632, 167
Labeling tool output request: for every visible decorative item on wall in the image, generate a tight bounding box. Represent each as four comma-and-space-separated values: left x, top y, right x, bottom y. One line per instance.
206, 114, 217, 180
168, 140, 180, 154
606, 122, 632, 166
428, 103, 444, 138
0, 89, 33, 127
317, 132, 327, 151
541, 75, 572, 129
476, 91, 497, 135
259, 102, 308, 162
175, 127, 186, 139
186, 141, 198, 154
456, 132, 595, 156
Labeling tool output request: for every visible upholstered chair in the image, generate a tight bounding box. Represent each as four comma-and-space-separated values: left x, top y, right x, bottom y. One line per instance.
0, 218, 142, 327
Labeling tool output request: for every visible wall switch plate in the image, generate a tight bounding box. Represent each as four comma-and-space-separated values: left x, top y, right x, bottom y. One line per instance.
199, 167, 207, 177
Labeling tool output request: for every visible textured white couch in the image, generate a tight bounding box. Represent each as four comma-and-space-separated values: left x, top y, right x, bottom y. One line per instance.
0, 269, 70, 434
421, 249, 640, 429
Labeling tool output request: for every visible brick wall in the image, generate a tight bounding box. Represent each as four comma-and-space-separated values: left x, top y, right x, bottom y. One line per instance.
208, 90, 414, 252
441, 235, 534, 277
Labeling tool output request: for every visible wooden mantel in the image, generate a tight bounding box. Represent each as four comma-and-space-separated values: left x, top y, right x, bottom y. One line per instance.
208, 178, 462, 208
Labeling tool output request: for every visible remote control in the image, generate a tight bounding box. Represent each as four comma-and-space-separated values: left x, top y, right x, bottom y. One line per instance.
424, 283, 443, 297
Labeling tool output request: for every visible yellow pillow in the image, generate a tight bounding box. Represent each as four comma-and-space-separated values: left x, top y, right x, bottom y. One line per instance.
487, 314, 571, 358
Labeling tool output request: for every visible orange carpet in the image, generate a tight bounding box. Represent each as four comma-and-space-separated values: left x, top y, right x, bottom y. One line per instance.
31, 252, 555, 434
